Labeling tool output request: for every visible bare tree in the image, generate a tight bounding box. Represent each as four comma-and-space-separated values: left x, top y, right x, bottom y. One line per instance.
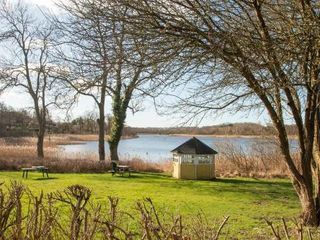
105, 11, 168, 161
54, 0, 176, 161
0, 0, 66, 158
52, 0, 114, 161
118, 0, 320, 225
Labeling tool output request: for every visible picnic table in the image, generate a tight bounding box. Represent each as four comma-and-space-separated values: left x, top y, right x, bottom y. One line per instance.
21, 166, 49, 178
110, 162, 132, 176
117, 165, 132, 176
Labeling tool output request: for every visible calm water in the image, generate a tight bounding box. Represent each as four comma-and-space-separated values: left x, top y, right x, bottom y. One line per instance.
60, 134, 296, 162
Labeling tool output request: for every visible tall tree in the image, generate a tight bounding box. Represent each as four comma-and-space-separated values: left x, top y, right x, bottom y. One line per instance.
53, 0, 114, 161
0, 0, 64, 158
54, 0, 173, 161
120, 0, 320, 225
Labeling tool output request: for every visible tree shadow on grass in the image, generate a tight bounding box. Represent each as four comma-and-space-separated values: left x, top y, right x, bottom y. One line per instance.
34, 177, 58, 181
110, 172, 172, 180
122, 172, 171, 178
214, 177, 293, 188
100, 172, 297, 202
203, 178, 297, 201
159, 177, 298, 202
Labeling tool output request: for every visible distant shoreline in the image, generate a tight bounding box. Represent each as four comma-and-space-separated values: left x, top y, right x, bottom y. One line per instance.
0, 134, 141, 150
170, 134, 267, 139
137, 133, 298, 140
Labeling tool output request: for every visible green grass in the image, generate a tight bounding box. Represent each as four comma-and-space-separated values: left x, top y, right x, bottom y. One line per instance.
0, 171, 300, 238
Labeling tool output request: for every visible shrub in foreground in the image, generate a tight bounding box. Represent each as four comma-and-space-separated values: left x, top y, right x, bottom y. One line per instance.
1, 182, 320, 239
0, 182, 229, 240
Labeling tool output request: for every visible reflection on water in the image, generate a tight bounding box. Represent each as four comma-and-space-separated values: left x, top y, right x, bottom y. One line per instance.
60, 134, 297, 162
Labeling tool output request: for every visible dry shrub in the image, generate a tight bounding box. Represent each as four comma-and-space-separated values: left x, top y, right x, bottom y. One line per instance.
215, 140, 293, 178
264, 217, 320, 239
0, 155, 170, 173
0, 142, 107, 172
0, 182, 230, 240
120, 158, 172, 173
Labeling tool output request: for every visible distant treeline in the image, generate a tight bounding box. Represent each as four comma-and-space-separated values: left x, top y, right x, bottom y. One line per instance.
0, 103, 35, 137
0, 103, 296, 137
129, 123, 298, 136
0, 103, 135, 137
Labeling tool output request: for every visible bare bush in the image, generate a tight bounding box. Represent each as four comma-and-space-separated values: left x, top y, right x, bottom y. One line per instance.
215, 140, 293, 178
265, 217, 320, 239
0, 183, 230, 240
0, 181, 24, 239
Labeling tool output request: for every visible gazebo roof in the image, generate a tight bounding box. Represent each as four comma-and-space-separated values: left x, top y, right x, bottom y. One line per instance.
171, 137, 218, 155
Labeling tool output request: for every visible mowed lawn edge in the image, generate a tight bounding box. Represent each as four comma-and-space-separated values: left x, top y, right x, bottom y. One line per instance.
0, 171, 300, 238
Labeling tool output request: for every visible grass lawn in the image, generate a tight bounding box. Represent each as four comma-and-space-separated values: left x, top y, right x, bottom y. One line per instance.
0, 171, 300, 238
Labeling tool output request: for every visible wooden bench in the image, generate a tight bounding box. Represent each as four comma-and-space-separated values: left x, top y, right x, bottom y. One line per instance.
22, 166, 49, 179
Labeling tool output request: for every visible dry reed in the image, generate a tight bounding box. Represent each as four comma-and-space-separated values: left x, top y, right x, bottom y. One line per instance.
215, 141, 294, 178
0, 135, 297, 177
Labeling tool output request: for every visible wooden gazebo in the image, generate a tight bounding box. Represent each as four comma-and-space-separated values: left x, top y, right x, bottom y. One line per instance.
171, 137, 218, 180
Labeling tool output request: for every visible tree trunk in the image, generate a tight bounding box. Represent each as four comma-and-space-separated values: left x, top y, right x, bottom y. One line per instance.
98, 107, 105, 161
108, 114, 125, 161
36, 112, 46, 159
109, 141, 119, 161
297, 185, 318, 226
108, 121, 123, 161
312, 108, 320, 224
37, 129, 45, 159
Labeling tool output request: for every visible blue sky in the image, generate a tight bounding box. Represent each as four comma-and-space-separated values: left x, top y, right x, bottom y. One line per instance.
0, 0, 268, 127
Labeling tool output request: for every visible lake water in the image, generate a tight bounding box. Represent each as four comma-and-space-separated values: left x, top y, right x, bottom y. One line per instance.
60, 134, 295, 162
